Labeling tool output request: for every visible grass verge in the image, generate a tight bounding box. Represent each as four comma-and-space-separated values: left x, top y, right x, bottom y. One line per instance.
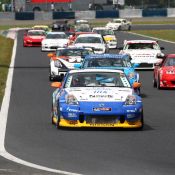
0, 35, 14, 106
131, 30, 175, 42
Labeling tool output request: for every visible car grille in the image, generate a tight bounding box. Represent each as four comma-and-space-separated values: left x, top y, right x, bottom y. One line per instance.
31, 42, 41, 46
86, 115, 118, 124
50, 46, 58, 49
138, 63, 154, 68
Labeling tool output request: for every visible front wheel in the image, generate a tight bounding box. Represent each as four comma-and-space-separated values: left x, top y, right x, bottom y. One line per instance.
128, 25, 131, 31
138, 111, 144, 130
153, 76, 157, 87
157, 75, 161, 89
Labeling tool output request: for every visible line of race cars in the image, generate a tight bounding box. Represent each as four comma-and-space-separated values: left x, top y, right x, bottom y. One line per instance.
22, 19, 175, 130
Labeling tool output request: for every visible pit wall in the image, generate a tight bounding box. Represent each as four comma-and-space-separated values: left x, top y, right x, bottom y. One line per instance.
0, 8, 175, 20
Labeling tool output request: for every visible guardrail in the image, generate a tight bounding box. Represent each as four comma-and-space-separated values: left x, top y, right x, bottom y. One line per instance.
0, 8, 174, 20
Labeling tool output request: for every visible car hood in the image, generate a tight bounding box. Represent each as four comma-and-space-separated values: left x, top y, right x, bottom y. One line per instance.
59, 56, 83, 68
122, 49, 161, 63
74, 43, 105, 49
107, 22, 120, 26
65, 87, 133, 102
42, 39, 68, 45
26, 36, 45, 40
162, 66, 175, 72
103, 35, 116, 41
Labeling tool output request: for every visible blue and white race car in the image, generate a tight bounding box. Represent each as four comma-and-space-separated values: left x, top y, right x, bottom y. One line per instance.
75, 54, 141, 94
51, 69, 143, 129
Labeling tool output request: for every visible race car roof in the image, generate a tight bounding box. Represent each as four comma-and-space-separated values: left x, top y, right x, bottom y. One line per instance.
69, 69, 124, 74
125, 40, 157, 44
85, 54, 129, 60
57, 47, 92, 51
27, 29, 46, 32
92, 27, 109, 30
46, 31, 66, 34
77, 33, 102, 38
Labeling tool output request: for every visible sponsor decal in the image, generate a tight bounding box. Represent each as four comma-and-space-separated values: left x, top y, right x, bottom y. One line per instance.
68, 113, 77, 118
66, 107, 79, 113
94, 90, 107, 94
89, 123, 115, 127
89, 95, 113, 98
127, 110, 136, 113
93, 107, 111, 112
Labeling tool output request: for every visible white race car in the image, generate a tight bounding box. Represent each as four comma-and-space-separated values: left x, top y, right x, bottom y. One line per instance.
73, 33, 108, 54
48, 47, 93, 81
106, 18, 131, 31
92, 27, 117, 49
41, 32, 69, 51
119, 40, 165, 69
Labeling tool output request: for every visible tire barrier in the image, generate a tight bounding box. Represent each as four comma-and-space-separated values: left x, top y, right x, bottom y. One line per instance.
15, 12, 34, 20
119, 9, 142, 18
53, 11, 75, 19
142, 8, 167, 17
2, 8, 175, 21
96, 10, 119, 18
34, 12, 52, 20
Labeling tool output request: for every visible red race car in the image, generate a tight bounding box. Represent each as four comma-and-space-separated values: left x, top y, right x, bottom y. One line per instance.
23, 29, 46, 47
153, 54, 175, 89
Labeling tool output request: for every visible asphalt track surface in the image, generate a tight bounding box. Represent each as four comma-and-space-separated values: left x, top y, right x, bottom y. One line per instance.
1, 30, 175, 174
132, 24, 175, 30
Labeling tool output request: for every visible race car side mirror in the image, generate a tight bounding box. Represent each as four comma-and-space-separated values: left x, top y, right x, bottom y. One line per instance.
51, 82, 62, 88
74, 63, 81, 69
132, 82, 141, 89
155, 62, 161, 67
133, 63, 140, 68
47, 53, 55, 58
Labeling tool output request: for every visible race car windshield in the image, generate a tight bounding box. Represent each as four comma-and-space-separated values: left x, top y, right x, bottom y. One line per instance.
83, 58, 132, 68
33, 27, 49, 31
46, 33, 67, 39
28, 31, 45, 36
125, 43, 160, 50
75, 37, 102, 44
65, 72, 131, 88
164, 58, 175, 66
56, 49, 93, 57
94, 30, 114, 35
113, 20, 122, 23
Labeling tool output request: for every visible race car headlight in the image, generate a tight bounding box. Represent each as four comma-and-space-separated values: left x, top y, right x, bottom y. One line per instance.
54, 60, 62, 68
166, 70, 175, 74
66, 94, 79, 105
157, 53, 165, 58
128, 72, 135, 79
125, 95, 136, 105
27, 40, 32, 42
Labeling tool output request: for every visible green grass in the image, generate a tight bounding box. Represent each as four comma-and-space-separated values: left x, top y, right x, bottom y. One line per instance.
132, 21, 175, 25
0, 35, 14, 105
0, 25, 33, 30
131, 30, 175, 42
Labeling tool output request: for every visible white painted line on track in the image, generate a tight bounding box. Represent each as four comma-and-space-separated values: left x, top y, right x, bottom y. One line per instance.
128, 31, 175, 44
0, 31, 82, 175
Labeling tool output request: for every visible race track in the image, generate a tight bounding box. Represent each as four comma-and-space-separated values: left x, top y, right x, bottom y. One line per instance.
3, 30, 175, 175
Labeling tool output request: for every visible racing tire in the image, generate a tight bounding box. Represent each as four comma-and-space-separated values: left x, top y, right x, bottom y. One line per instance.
128, 26, 131, 31
153, 77, 157, 87
49, 69, 54, 81
56, 103, 61, 129
51, 104, 55, 125
138, 111, 144, 130
157, 75, 161, 89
